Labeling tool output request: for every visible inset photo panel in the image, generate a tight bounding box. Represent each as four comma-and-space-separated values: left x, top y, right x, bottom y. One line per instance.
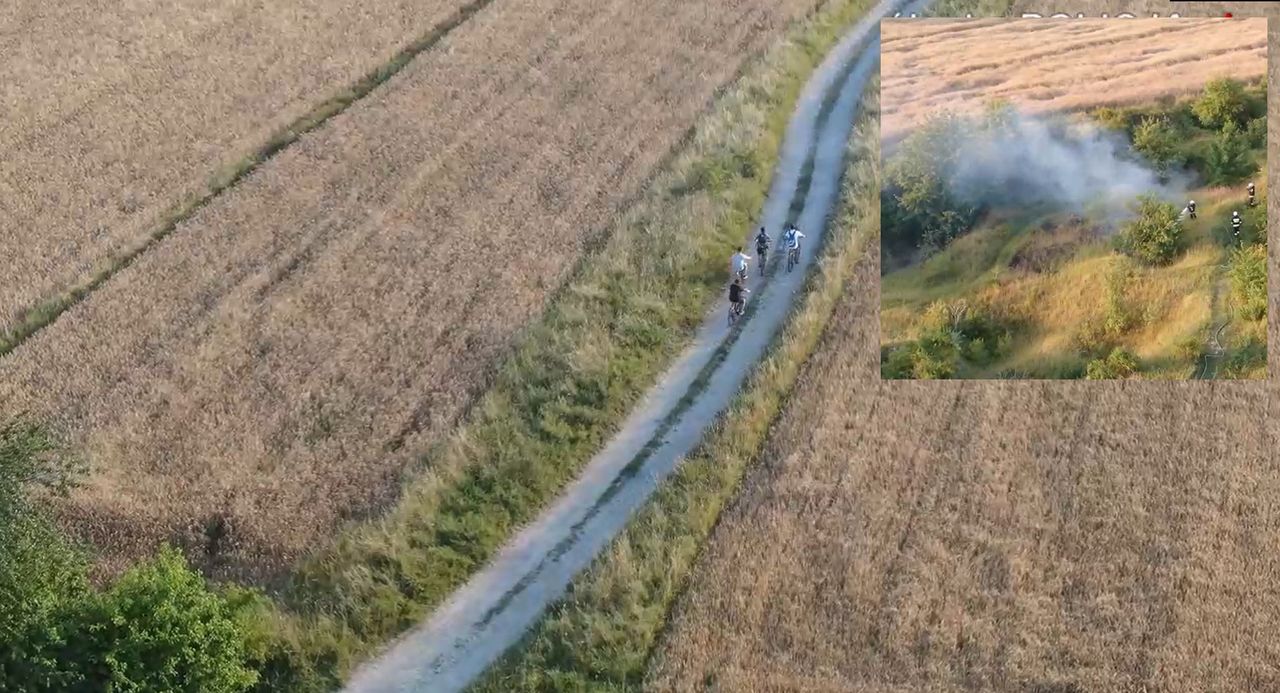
879, 17, 1268, 380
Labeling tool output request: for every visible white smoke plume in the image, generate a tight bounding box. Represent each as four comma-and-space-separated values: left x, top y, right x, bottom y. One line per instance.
947, 111, 1192, 228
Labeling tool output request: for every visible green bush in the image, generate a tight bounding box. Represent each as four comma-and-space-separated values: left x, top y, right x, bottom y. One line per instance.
909, 332, 959, 379
62, 548, 260, 693
0, 419, 258, 693
1131, 115, 1182, 176
1192, 78, 1247, 130
883, 111, 980, 253
1246, 115, 1267, 148
1204, 121, 1254, 186
1229, 244, 1267, 321
883, 300, 1012, 378
1116, 195, 1183, 265
1085, 347, 1139, 380
881, 331, 959, 380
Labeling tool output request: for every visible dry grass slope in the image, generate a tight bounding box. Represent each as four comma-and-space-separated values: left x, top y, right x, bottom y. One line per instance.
650, 4, 1280, 691
881, 17, 1267, 140
0, 0, 476, 344
0, 0, 819, 583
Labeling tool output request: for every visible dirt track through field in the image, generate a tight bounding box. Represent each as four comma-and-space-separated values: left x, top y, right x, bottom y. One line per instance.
342, 0, 927, 689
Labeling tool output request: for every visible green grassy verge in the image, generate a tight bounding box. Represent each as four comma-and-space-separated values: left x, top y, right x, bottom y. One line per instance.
237, 0, 896, 688
471, 83, 883, 693
0, 0, 497, 358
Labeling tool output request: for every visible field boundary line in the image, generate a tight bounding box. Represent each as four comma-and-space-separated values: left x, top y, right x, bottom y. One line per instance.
0, 0, 498, 359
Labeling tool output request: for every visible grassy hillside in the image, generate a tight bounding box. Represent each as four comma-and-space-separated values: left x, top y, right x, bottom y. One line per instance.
881, 79, 1267, 379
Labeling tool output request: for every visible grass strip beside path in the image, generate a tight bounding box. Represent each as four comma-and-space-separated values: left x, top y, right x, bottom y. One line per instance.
471, 84, 883, 693
471, 3, 1015, 689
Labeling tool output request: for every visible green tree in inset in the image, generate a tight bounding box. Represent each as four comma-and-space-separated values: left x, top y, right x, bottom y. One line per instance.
1131, 115, 1182, 177
884, 111, 979, 252
1205, 121, 1254, 186
1192, 78, 1247, 130
1116, 195, 1183, 266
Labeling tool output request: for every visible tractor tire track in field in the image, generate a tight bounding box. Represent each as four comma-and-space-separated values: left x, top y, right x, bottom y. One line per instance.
0, 0, 497, 359
343, 1, 929, 689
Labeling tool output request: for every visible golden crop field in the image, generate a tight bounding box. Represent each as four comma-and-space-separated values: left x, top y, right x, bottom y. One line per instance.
649, 9, 1279, 684
881, 17, 1268, 140
0, 0, 818, 582
0, 0, 479, 344
649, 247, 1280, 690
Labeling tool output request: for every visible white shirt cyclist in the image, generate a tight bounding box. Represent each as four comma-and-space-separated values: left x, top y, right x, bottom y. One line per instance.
784, 228, 806, 250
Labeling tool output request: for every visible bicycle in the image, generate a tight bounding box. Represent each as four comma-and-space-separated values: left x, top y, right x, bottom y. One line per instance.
727, 299, 746, 327
786, 245, 801, 273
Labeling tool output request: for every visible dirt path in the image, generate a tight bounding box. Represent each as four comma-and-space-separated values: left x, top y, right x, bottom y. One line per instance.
343, 2, 924, 689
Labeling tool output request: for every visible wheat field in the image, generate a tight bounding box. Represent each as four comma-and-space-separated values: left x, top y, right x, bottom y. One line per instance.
650, 233, 1280, 693
881, 17, 1268, 140
0, 0, 480, 344
648, 4, 1280, 690
0, 0, 819, 582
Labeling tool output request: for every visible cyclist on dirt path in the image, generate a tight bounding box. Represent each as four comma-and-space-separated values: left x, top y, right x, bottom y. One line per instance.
730, 247, 753, 281
1248, 182, 1257, 207
1232, 210, 1243, 243
728, 277, 749, 316
783, 224, 806, 254
755, 227, 771, 257
1187, 200, 1196, 219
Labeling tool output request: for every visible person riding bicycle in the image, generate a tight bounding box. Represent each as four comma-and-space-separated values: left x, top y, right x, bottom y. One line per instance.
730, 247, 753, 281
1186, 200, 1196, 219
1232, 210, 1243, 243
728, 277, 749, 316
1247, 182, 1257, 207
755, 227, 771, 256
783, 224, 806, 255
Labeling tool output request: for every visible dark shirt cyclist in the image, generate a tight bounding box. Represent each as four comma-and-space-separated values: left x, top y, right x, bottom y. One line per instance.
728, 278, 749, 313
